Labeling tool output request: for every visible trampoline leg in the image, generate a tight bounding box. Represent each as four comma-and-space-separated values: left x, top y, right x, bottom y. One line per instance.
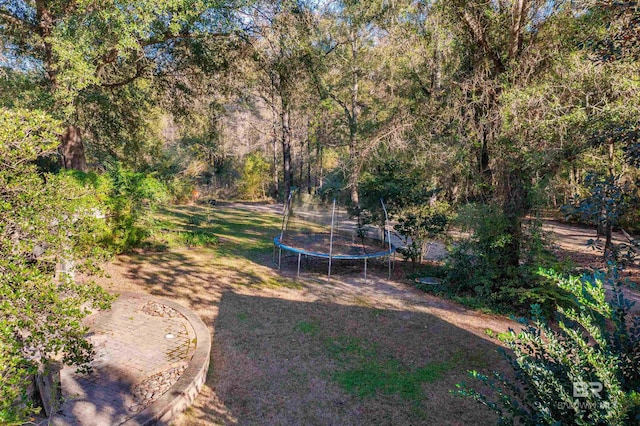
278, 248, 282, 270
297, 253, 301, 277
364, 258, 367, 280
388, 254, 391, 280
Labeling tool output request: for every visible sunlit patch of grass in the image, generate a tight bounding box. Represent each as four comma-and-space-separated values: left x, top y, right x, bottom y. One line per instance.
139, 204, 305, 289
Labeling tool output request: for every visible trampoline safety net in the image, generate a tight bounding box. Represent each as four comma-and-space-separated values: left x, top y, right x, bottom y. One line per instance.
273, 191, 395, 279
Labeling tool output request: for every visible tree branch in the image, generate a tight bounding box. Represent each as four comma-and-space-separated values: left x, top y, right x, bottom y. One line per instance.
100, 61, 146, 89
0, 8, 37, 31
458, 8, 505, 74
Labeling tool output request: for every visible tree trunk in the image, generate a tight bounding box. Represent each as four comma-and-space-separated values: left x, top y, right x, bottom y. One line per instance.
38, 2, 88, 172
604, 140, 616, 261
281, 103, 293, 200
307, 132, 312, 194
480, 129, 491, 192
349, 31, 360, 206
271, 90, 279, 199
349, 138, 360, 206
500, 169, 529, 269
59, 126, 88, 171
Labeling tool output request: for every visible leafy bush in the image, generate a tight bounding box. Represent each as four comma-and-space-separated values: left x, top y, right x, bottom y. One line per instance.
394, 203, 450, 266
67, 165, 169, 252
166, 176, 196, 204
239, 153, 271, 200
455, 268, 640, 425
106, 165, 169, 251
0, 109, 113, 423
443, 203, 567, 314
562, 173, 638, 261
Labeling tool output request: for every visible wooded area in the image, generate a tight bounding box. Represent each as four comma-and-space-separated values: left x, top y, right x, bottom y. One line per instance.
1, 0, 640, 424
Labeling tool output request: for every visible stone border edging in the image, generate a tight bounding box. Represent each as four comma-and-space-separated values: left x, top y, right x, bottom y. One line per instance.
120, 293, 211, 426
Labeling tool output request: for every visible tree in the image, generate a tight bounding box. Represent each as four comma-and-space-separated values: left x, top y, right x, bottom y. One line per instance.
304, 0, 403, 205
411, 1, 639, 273
0, 0, 244, 170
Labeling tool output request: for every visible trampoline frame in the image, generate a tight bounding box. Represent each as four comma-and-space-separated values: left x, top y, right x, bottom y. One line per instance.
273, 196, 396, 280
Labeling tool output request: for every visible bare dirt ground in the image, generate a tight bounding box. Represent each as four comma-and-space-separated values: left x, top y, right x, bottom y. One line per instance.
543, 220, 640, 308
93, 203, 638, 425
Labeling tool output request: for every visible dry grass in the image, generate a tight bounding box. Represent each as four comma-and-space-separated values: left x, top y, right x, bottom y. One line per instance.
94, 203, 518, 425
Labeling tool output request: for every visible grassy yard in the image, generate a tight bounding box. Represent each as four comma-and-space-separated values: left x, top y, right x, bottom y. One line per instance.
95, 203, 515, 425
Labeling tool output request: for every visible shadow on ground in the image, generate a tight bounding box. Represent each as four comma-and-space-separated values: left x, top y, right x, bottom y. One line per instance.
177, 291, 507, 426
53, 364, 168, 426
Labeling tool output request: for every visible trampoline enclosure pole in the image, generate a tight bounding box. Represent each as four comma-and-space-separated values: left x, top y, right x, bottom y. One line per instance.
380, 199, 392, 280
328, 199, 336, 279
364, 258, 367, 280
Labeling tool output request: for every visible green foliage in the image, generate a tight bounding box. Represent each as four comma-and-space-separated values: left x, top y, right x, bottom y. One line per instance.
444, 204, 518, 297
104, 165, 169, 252
454, 269, 640, 425
359, 158, 438, 215
562, 172, 639, 262
357, 157, 450, 265
444, 204, 569, 314
0, 109, 113, 422
394, 203, 450, 266
294, 320, 320, 335
166, 176, 197, 204
173, 230, 218, 248
239, 153, 271, 200
65, 166, 170, 252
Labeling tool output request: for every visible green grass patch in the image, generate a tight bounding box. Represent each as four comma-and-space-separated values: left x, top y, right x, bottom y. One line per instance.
325, 334, 461, 401
294, 320, 320, 335
149, 204, 282, 255
178, 230, 218, 247
325, 335, 376, 360
335, 358, 455, 400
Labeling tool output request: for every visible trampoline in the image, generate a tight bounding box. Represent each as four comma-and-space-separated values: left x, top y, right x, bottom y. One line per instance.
273, 192, 396, 279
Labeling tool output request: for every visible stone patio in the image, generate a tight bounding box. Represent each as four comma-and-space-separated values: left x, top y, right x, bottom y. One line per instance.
51, 293, 210, 426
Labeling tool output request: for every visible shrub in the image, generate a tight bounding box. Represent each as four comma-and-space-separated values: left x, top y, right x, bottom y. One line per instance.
454, 268, 640, 425
65, 166, 170, 252
239, 153, 271, 200
0, 108, 113, 423
394, 202, 450, 266
443, 203, 566, 314
103, 165, 169, 252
